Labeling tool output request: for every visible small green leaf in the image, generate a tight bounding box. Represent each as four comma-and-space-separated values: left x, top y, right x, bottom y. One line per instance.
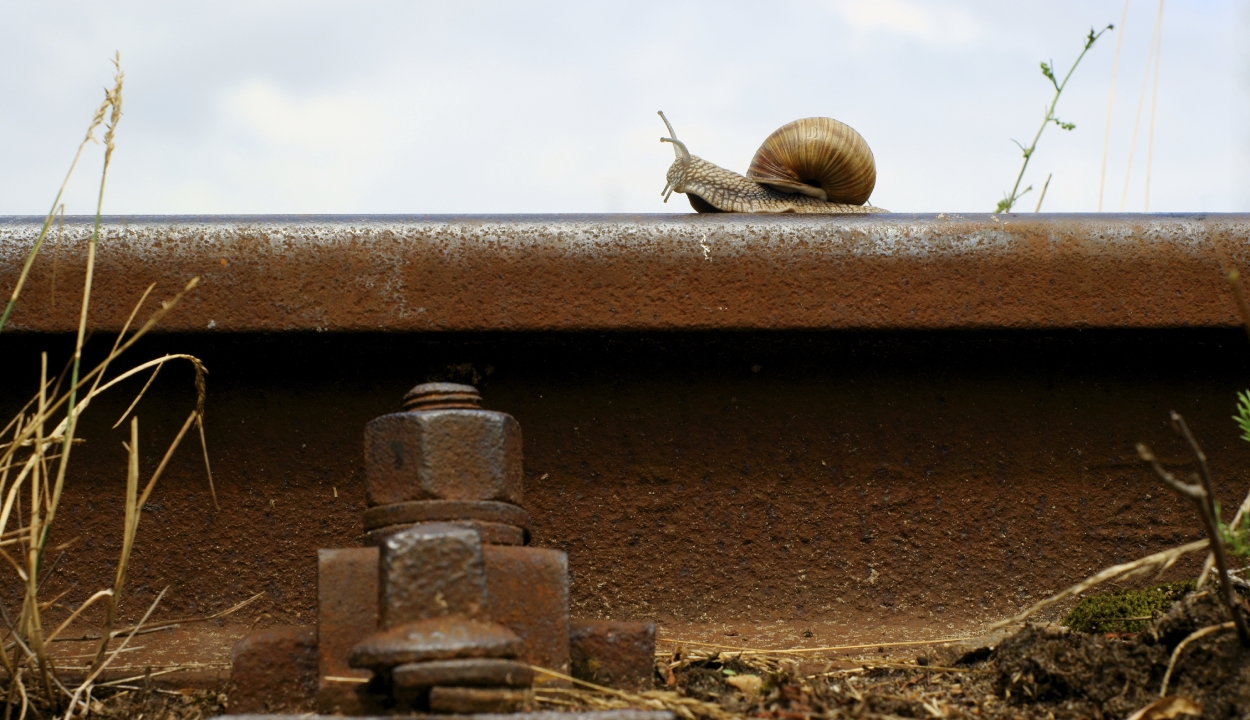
1217, 496, 1250, 558
722, 668, 737, 676
1233, 390, 1250, 442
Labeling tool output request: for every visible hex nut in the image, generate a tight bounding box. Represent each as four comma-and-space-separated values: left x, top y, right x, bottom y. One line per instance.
365, 410, 522, 507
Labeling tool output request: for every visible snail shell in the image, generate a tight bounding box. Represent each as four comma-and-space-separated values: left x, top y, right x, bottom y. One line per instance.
658, 112, 887, 214
745, 117, 876, 205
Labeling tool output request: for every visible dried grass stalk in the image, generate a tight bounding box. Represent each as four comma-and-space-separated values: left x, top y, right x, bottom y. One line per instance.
990, 539, 1209, 629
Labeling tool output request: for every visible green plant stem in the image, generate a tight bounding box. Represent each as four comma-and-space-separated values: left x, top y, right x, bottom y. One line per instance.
999, 26, 1111, 213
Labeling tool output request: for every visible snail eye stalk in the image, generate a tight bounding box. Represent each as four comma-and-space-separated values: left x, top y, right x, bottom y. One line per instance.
657, 111, 691, 162
657, 110, 679, 139
660, 137, 690, 162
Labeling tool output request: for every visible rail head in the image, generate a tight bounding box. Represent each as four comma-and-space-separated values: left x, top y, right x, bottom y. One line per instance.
1, 213, 1246, 332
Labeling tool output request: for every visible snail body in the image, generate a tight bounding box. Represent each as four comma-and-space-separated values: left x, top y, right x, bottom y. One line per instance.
659, 112, 887, 214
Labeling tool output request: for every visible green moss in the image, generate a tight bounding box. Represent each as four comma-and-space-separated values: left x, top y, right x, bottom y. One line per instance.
1061, 581, 1194, 634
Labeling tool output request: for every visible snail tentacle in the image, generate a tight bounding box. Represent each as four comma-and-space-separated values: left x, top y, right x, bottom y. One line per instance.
660, 136, 691, 162
657, 111, 681, 143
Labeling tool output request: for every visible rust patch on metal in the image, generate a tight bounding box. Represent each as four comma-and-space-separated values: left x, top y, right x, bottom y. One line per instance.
15, 329, 1248, 636
14, 329, 1250, 635
349, 616, 522, 670
392, 658, 534, 688
484, 546, 571, 680
428, 686, 531, 713
316, 547, 377, 714
229, 625, 317, 714
377, 523, 488, 628
569, 620, 656, 691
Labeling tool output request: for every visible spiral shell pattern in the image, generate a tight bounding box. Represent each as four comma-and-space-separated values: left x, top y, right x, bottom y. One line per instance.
745, 117, 876, 206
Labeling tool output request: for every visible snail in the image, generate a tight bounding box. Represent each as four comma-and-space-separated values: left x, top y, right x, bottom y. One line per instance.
658, 111, 888, 214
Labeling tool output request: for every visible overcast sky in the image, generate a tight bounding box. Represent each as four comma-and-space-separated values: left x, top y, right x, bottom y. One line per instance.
1, 1, 1246, 215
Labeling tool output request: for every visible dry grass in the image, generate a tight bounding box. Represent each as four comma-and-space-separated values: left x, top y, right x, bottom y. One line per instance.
0, 56, 221, 719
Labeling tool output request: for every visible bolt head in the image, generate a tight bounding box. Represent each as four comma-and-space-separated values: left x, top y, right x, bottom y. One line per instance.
379, 523, 487, 628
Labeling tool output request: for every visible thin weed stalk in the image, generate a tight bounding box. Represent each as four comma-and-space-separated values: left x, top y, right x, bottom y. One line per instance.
88, 411, 197, 675
996, 26, 1112, 213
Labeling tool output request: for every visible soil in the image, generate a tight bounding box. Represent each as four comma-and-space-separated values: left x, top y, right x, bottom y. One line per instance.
88, 689, 226, 720
543, 590, 1250, 720
990, 591, 1250, 717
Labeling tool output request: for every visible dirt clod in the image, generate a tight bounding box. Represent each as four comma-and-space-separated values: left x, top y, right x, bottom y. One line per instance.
997, 592, 1250, 717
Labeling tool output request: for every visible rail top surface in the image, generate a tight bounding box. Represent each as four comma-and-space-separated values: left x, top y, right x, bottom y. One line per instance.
1, 213, 1247, 332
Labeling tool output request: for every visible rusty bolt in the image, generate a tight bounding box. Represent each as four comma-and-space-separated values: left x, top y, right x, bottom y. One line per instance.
379, 523, 487, 629
365, 383, 522, 507
403, 383, 484, 410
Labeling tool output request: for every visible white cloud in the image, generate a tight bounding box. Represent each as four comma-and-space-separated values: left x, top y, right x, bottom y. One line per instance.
211, 79, 395, 210
827, 0, 984, 46
221, 79, 389, 152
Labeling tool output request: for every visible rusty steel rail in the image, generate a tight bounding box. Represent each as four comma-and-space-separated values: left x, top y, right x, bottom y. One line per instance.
0, 213, 1247, 333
